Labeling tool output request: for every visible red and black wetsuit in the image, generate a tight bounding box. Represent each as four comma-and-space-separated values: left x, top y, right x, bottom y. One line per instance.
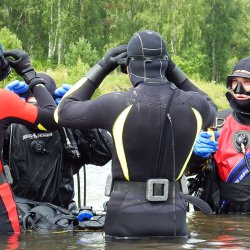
0, 85, 57, 233
188, 109, 250, 213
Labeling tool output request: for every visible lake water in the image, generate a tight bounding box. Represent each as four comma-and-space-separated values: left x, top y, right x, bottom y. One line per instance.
1, 162, 250, 250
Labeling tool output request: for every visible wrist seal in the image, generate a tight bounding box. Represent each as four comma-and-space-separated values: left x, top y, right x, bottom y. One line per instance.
21, 66, 36, 83
28, 77, 45, 91
167, 65, 187, 86
85, 64, 107, 88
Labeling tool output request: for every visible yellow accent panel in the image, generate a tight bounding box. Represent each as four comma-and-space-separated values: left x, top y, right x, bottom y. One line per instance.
37, 123, 47, 131
54, 77, 88, 123
113, 105, 133, 181
54, 109, 59, 123
176, 108, 203, 180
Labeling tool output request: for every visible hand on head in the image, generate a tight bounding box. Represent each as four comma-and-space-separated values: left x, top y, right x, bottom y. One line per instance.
98, 45, 127, 75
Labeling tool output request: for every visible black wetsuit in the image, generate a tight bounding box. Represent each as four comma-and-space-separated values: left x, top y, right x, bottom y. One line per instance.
56, 74, 216, 237
0, 86, 57, 233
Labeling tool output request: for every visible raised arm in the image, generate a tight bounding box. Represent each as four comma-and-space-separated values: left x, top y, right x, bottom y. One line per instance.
55, 45, 127, 127
166, 57, 217, 127
3, 49, 57, 130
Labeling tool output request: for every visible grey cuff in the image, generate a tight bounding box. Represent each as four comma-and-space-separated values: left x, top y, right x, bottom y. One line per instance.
85, 64, 106, 88
170, 65, 188, 86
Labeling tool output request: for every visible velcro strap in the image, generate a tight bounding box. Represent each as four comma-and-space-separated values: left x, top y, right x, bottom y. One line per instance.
22, 67, 36, 83
28, 77, 45, 91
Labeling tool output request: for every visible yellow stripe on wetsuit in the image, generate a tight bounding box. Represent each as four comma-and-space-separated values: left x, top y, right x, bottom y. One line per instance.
113, 105, 133, 181
176, 108, 203, 180
37, 124, 47, 131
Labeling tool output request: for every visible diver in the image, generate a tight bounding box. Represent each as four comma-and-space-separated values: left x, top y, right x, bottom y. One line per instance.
0, 49, 57, 233
56, 30, 217, 238
3, 73, 112, 231
1, 49, 112, 232
188, 57, 250, 214
3, 74, 80, 209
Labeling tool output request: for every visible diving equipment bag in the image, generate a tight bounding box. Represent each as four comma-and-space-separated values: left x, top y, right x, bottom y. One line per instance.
15, 196, 75, 231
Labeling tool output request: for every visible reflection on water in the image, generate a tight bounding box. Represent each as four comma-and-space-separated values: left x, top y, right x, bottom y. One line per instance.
1, 163, 250, 249
1, 213, 250, 250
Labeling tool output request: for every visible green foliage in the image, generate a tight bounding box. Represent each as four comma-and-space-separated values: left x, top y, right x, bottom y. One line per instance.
0, 27, 22, 49
42, 60, 90, 87
67, 59, 91, 83
201, 0, 242, 81
100, 71, 131, 94
0, 0, 249, 84
43, 62, 101, 98
0, 28, 23, 88
172, 45, 208, 80
194, 80, 229, 110
64, 37, 99, 67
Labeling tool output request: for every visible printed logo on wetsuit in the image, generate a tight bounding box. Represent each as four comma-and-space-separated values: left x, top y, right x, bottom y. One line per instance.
22, 133, 53, 140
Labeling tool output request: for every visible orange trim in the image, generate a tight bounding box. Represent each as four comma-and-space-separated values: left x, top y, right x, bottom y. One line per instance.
0, 89, 38, 123
0, 183, 20, 233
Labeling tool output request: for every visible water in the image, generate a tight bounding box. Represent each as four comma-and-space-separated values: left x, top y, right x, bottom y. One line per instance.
1, 163, 250, 250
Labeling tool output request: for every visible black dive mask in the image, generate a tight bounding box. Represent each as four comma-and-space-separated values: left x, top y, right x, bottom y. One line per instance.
230, 81, 250, 96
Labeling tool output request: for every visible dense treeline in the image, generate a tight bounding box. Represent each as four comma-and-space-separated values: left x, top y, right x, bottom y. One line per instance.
0, 0, 249, 82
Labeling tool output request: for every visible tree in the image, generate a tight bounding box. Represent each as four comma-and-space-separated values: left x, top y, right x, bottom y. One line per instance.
64, 37, 99, 67
0, 27, 22, 49
202, 0, 241, 81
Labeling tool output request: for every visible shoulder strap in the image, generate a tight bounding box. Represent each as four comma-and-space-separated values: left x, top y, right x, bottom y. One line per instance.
154, 86, 176, 177
181, 193, 213, 215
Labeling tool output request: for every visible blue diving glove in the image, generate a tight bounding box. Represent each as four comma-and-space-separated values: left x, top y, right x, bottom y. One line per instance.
5, 80, 29, 95
54, 84, 72, 104
193, 131, 219, 158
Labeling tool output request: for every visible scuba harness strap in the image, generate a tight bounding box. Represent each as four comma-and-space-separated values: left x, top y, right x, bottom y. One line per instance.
181, 193, 213, 215
153, 84, 176, 178
61, 127, 85, 208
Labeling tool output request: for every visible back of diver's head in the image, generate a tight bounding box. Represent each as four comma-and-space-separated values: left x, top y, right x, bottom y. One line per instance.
127, 30, 169, 87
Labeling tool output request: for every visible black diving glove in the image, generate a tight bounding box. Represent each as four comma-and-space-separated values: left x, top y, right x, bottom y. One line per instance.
3, 49, 44, 90
98, 45, 127, 74
85, 45, 127, 87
